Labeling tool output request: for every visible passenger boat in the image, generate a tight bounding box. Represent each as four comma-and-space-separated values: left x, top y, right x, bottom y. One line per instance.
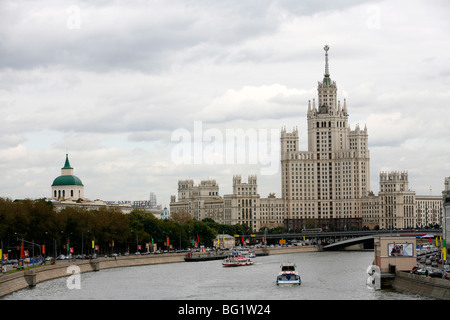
276, 263, 301, 285
236, 249, 256, 258
222, 251, 254, 267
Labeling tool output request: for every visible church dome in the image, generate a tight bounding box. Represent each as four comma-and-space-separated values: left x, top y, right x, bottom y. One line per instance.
52, 175, 84, 186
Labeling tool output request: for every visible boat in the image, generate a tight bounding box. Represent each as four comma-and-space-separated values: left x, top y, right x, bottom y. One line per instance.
276, 263, 301, 285
184, 251, 229, 262
222, 251, 254, 267
236, 249, 256, 258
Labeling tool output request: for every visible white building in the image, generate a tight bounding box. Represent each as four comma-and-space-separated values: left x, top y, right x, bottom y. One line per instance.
281, 45, 369, 230
50, 154, 132, 214
51, 154, 85, 201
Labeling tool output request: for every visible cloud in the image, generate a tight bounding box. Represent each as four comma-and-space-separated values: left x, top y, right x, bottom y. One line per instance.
0, 0, 449, 205
198, 84, 312, 123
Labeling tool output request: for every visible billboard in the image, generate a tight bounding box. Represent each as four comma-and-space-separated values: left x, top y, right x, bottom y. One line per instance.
388, 243, 413, 257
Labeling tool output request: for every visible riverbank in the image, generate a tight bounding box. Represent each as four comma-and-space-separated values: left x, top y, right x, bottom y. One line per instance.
392, 271, 450, 300
0, 245, 318, 298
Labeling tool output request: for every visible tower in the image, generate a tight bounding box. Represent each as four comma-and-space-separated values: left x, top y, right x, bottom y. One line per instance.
51, 154, 84, 200
281, 45, 370, 230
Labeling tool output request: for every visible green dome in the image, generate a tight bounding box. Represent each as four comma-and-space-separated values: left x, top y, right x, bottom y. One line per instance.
52, 175, 84, 186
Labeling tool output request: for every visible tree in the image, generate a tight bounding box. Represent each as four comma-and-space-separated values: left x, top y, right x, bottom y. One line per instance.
170, 210, 192, 224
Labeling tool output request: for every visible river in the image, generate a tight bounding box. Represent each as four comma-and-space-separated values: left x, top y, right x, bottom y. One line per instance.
2, 251, 428, 300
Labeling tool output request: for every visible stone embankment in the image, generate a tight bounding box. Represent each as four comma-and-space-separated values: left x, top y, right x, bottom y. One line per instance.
392, 271, 450, 300
0, 245, 318, 298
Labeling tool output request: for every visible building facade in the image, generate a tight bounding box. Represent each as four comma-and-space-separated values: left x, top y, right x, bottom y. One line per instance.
51, 154, 85, 201
416, 195, 442, 228
170, 179, 225, 223
281, 45, 369, 230
170, 175, 285, 232
169, 46, 444, 232
362, 171, 442, 230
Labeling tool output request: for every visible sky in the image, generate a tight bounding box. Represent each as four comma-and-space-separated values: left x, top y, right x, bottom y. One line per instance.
1, 0, 449, 206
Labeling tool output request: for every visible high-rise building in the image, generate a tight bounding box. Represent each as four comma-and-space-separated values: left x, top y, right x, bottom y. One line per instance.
282, 45, 370, 230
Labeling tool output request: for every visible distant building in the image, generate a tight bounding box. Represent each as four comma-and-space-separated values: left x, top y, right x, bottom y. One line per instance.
169, 46, 444, 232
50, 154, 132, 214
281, 45, 369, 230
160, 207, 170, 220
51, 154, 84, 201
170, 179, 224, 223
415, 195, 442, 228
362, 172, 442, 230
170, 175, 282, 232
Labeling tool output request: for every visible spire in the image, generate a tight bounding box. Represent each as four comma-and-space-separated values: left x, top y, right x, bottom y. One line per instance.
324, 45, 330, 76
323, 45, 331, 85
63, 154, 73, 169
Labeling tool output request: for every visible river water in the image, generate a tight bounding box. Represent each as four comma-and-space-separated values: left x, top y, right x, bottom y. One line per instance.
2, 251, 428, 300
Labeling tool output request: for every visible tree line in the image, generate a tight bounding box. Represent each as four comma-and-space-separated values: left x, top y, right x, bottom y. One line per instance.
0, 198, 252, 258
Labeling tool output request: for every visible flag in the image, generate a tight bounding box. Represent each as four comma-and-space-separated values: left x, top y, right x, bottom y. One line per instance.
443, 239, 447, 261
92, 240, 95, 249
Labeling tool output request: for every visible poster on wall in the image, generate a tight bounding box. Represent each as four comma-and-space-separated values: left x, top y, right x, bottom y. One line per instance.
388, 243, 413, 257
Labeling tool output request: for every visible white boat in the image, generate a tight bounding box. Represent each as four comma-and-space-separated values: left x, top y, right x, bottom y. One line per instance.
276, 263, 301, 285
222, 251, 254, 267
236, 249, 256, 258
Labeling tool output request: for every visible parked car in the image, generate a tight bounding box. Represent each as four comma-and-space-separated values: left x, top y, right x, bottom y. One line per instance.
429, 270, 443, 278
410, 266, 420, 274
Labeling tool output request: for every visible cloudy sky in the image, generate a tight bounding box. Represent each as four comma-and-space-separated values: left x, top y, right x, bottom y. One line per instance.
1, 0, 449, 206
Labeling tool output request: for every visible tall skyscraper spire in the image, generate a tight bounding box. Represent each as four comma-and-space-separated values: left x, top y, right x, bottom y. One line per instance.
323, 44, 331, 85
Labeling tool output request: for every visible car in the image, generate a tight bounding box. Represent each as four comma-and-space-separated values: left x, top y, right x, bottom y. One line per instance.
56, 254, 66, 260
429, 270, 443, 278
431, 261, 438, 268
410, 266, 420, 274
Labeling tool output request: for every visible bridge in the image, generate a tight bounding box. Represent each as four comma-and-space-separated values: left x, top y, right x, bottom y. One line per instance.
246, 229, 442, 251
323, 229, 441, 251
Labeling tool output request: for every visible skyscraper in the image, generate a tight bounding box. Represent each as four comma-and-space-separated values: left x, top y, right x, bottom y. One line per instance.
281, 45, 370, 230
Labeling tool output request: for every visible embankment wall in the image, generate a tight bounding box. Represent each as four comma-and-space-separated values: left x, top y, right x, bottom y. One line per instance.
392, 271, 450, 300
